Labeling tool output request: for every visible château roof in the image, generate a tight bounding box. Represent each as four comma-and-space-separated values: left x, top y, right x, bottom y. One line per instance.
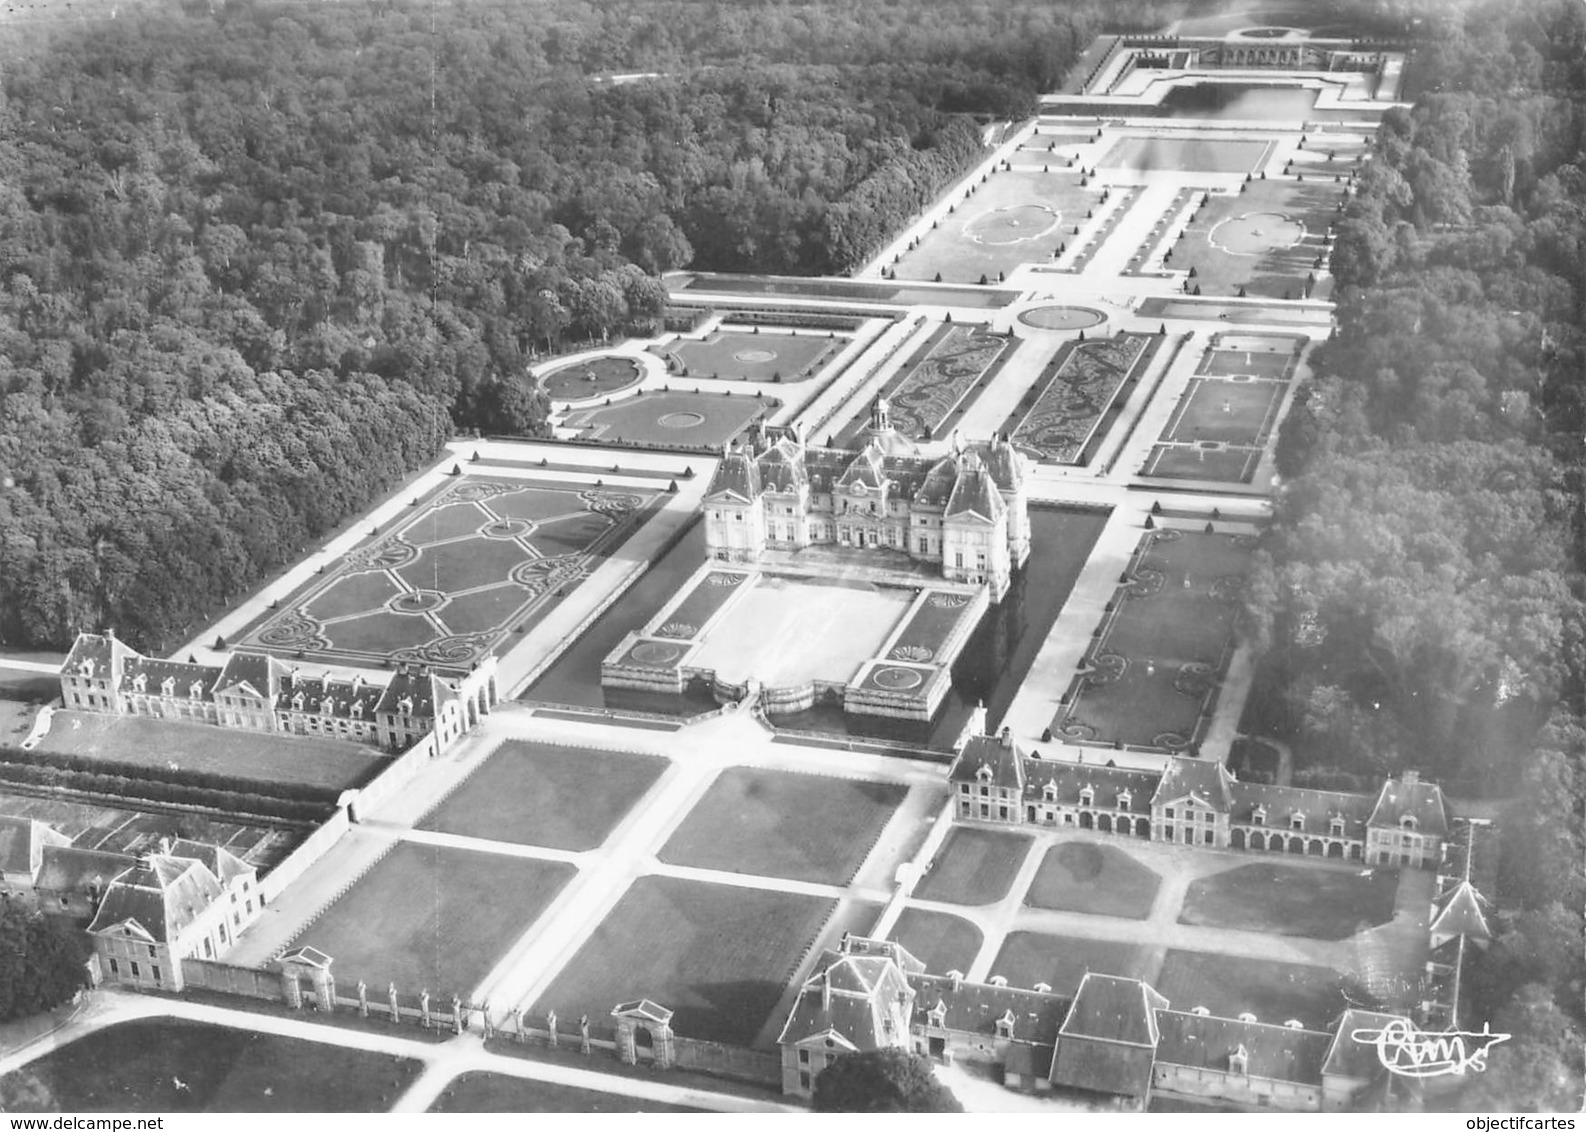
63, 632, 130, 681
1368, 772, 1449, 838
1155, 1011, 1331, 1085
0, 816, 70, 877
87, 854, 223, 943
1152, 756, 1235, 812
1228, 780, 1374, 835
373, 666, 439, 719
276, 670, 383, 720
950, 730, 1026, 790
755, 439, 809, 493
36, 845, 137, 899
910, 974, 1068, 1044
704, 448, 762, 502
1022, 760, 1158, 813
120, 656, 223, 699
776, 949, 912, 1051
1060, 973, 1167, 1047
942, 457, 1004, 524
166, 840, 253, 885
1323, 1009, 1412, 1081
214, 651, 283, 699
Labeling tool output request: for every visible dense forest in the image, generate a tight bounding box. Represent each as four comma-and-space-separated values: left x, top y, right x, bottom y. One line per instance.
1247, 0, 1586, 1109
0, 0, 1188, 653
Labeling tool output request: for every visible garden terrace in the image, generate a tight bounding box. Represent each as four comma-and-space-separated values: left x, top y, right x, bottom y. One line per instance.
1053, 529, 1251, 752
841, 324, 1018, 444
1169, 178, 1343, 301
1008, 333, 1161, 463
240, 477, 659, 670
658, 328, 845, 383
561, 390, 777, 449
1161, 377, 1285, 448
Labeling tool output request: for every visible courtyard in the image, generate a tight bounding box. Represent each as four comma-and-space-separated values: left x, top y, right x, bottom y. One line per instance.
1178, 862, 1401, 940
890, 908, 984, 975
988, 931, 1152, 998
914, 826, 1033, 906
241, 477, 658, 669
658, 766, 907, 885
1155, 949, 1371, 1030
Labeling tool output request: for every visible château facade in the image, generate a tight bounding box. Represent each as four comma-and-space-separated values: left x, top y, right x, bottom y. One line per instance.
58, 631, 498, 756
703, 404, 1031, 601
950, 728, 1450, 869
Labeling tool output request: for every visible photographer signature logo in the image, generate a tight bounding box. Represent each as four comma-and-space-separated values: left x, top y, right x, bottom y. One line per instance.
1350, 1018, 1510, 1078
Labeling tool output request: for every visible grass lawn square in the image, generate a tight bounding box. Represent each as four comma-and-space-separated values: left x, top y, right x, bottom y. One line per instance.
485, 487, 594, 524
1178, 862, 1400, 940
419, 741, 667, 851
1100, 135, 1274, 175
532, 875, 835, 1046
659, 767, 905, 885
1163, 378, 1282, 446
1156, 950, 1368, 1030
1171, 179, 1343, 300
528, 511, 621, 556
563, 390, 774, 447
34, 711, 382, 794
407, 501, 493, 544
895, 169, 1100, 283
395, 538, 530, 594
1198, 346, 1295, 379
316, 610, 439, 656
430, 1072, 702, 1113
305, 570, 403, 621
666, 330, 841, 383
1024, 841, 1162, 920
890, 908, 984, 975
1143, 444, 1261, 484
431, 585, 529, 636
989, 932, 1151, 998
290, 841, 574, 997
540, 355, 645, 401
2, 1018, 423, 1112
914, 826, 1033, 906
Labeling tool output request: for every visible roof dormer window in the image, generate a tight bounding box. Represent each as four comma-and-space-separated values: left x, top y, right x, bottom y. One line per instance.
1400, 815, 1418, 831
189, 680, 204, 699
1079, 788, 1094, 807
976, 765, 993, 783
1117, 789, 1132, 810
1330, 818, 1345, 836
1290, 813, 1305, 830
1251, 806, 1266, 827
1042, 783, 1057, 803
161, 677, 175, 697
133, 673, 147, 693
292, 692, 305, 712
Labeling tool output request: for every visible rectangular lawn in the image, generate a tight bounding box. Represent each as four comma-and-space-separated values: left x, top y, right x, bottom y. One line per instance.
1024, 841, 1162, 920
1142, 444, 1262, 484
1178, 862, 1400, 941
430, 1072, 703, 1113
914, 826, 1033, 906
1168, 178, 1342, 300
418, 741, 668, 852
989, 931, 1152, 998
562, 390, 774, 448
659, 767, 906, 885
666, 329, 843, 383
1156, 949, 1367, 1030
289, 841, 575, 998
890, 908, 984, 976
1162, 378, 1283, 446
532, 875, 835, 1046
34, 711, 382, 795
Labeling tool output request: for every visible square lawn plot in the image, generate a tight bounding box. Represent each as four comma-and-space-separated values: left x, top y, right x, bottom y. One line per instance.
289, 841, 574, 997
563, 391, 772, 448
3, 1018, 424, 1113
431, 1072, 703, 1113
1143, 444, 1261, 484
896, 169, 1099, 283
890, 908, 984, 975
1156, 950, 1368, 1030
532, 875, 835, 1046
1178, 862, 1400, 941
658, 767, 906, 885
1163, 379, 1282, 446
1100, 136, 1273, 175
1024, 841, 1162, 920
419, 741, 667, 852
914, 826, 1033, 906
1199, 347, 1294, 379
1168, 179, 1342, 300
989, 932, 1152, 998
669, 331, 840, 382
396, 538, 530, 594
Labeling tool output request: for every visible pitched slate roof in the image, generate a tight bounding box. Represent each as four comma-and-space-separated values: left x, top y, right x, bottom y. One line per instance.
912, 457, 960, 509
1323, 1009, 1411, 1081
87, 855, 222, 943
214, 651, 282, 699
36, 845, 136, 899
1429, 880, 1491, 944
1152, 756, 1235, 812
704, 449, 762, 502
950, 731, 1026, 791
777, 950, 912, 1050
62, 632, 128, 680
910, 974, 1068, 1043
277, 671, 383, 720
835, 444, 886, 492
755, 439, 809, 493
1229, 780, 1374, 835
0, 816, 70, 876
120, 656, 223, 699
969, 437, 1025, 492
374, 666, 437, 719
1368, 772, 1449, 838
943, 458, 1004, 523
1060, 973, 1167, 1046
167, 840, 253, 885
1155, 1011, 1332, 1085
1022, 761, 1158, 814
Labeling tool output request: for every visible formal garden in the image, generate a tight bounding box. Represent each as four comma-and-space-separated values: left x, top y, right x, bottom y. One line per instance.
539, 355, 647, 402
842, 323, 1017, 443
561, 389, 778, 448
658, 328, 845, 383
1007, 332, 1160, 463
1168, 178, 1344, 300
913, 826, 1033, 906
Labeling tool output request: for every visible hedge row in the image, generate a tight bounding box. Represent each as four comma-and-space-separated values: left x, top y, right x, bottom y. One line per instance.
726, 309, 868, 332
0, 761, 331, 823
0, 744, 346, 805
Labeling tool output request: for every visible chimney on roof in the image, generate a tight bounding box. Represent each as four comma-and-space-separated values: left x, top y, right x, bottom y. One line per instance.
821, 971, 832, 1014
999, 726, 1012, 749
105, 627, 116, 640
948, 970, 963, 992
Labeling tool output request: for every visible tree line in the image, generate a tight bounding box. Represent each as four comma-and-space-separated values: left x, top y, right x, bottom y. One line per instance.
0, 0, 1185, 654
1244, 0, 1586, 1109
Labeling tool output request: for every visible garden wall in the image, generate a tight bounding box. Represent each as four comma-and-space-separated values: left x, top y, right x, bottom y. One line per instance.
182, 958, 285, 1001
260, 805, 351, 903
672, 1037, 781, 1087
348, 733, 437, 822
